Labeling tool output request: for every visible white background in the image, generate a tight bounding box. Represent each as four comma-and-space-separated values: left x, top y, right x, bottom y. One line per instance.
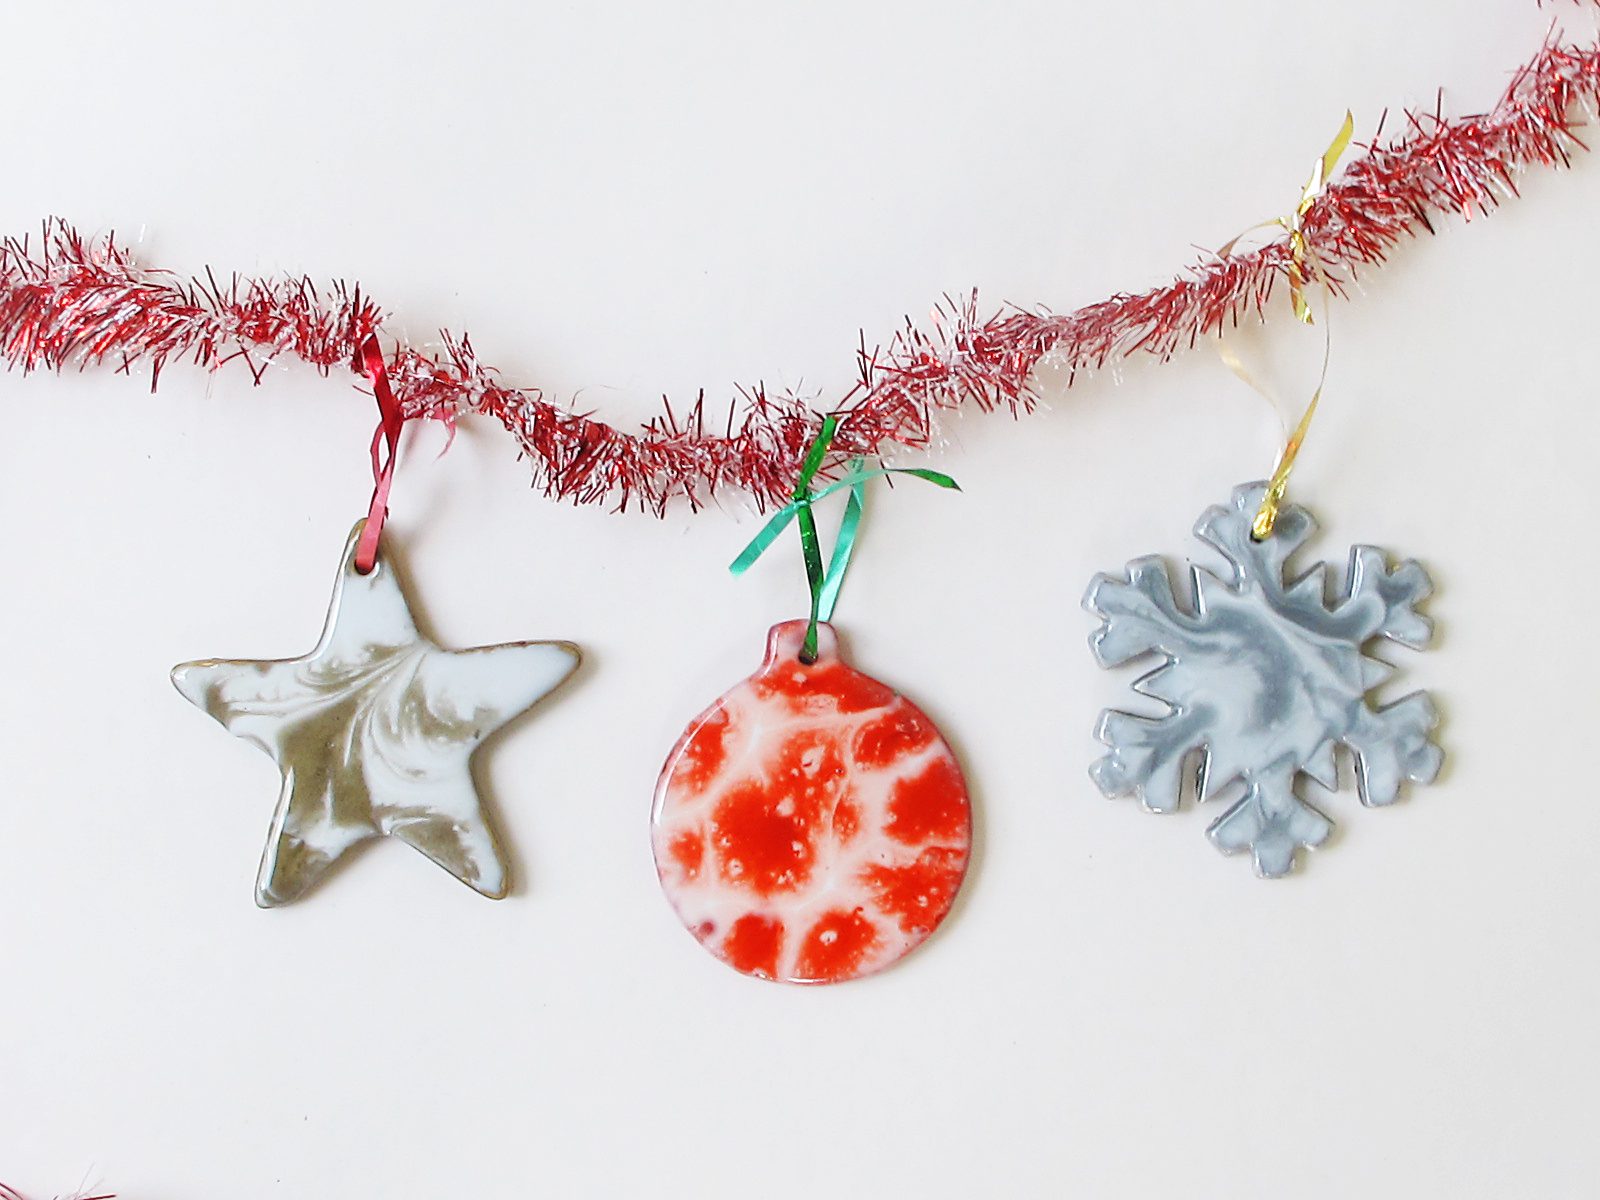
2, 2, 1597, 1197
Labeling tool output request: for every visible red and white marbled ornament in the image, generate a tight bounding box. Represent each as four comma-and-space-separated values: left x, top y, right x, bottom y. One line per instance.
652, 620, 972, 984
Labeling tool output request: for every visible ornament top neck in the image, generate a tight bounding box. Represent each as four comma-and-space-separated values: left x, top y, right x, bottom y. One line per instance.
761, 620, 841, 669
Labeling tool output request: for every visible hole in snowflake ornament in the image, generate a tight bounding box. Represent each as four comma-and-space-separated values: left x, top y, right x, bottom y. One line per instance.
1083, 482, 1443, 878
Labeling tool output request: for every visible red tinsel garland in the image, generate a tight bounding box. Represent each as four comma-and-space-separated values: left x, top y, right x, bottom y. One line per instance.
0, 1184, 112, 1200
1, 23, 1597, 515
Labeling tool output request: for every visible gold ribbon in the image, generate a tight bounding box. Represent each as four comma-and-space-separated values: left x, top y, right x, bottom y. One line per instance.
1216, 111, 1354, 539
1285, 111, 1353, 325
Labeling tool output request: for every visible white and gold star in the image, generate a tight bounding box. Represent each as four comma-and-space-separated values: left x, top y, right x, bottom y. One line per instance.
172, 523, 579, 907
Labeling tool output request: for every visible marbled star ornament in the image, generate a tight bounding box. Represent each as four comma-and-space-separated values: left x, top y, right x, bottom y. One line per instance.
172, 522, 580, 907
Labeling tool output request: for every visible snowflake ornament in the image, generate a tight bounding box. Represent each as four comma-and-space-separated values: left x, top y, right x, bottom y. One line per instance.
1083, 482, 1443, 877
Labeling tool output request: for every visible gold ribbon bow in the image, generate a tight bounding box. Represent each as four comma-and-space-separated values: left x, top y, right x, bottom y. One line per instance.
1217, 111, 1354, 539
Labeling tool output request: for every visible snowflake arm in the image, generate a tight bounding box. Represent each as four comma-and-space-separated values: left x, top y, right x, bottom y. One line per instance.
1083, 556, 1199, 667
1341, 547, 1434, 648
1206, 764, 1333, 878
1194, 483, 1316, 591
1089, 703, 1207, 813
1344, 691, 1444, 807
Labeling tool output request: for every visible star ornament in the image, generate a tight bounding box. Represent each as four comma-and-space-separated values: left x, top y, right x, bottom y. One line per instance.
172, 523, 580, 907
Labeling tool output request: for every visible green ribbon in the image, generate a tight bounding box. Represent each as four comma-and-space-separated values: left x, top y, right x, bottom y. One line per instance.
729, 417, 960, 662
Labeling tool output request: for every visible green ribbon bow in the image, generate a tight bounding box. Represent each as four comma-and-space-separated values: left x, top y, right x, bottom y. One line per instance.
729, 415, 960, 662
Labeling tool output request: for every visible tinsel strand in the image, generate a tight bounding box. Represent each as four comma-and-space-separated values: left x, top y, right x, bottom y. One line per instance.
0, 1184, 113, 1200
1, 23, 1597, 514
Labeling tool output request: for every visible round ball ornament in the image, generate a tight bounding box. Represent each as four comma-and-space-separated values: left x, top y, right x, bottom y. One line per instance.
652, 620, 972, 984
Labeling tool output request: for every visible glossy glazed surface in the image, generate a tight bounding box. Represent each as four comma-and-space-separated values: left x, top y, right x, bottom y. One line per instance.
1084, 482, 1443, 877
172, 522, 580, 906
652, 620, 971, 984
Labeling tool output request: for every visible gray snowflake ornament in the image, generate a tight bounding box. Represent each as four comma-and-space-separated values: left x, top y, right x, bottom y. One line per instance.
1083, 482, 1443, 877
